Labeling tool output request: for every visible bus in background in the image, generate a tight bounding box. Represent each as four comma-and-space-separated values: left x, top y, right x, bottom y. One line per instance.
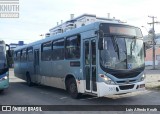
0, 41, 10, 93
14, 14, 146, 98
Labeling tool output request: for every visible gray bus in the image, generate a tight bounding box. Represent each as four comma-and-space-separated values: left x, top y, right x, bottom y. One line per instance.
14, 22, 145, 98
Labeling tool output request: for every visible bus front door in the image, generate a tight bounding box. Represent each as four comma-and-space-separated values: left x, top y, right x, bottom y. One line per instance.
84, 38, 97, 93
34, 49, 40, 83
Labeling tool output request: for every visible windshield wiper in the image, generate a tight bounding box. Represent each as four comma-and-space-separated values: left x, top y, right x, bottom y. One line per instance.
130, 39, 136, 57
111, 36, 120, 60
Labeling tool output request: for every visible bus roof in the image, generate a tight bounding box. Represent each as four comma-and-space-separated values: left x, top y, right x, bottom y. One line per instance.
14, 21, 131, 51
14, 22, 100, 51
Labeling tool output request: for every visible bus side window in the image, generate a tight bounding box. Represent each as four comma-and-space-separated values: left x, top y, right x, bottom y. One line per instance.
21, 49, 27, 61
41, 41, 52, 61
14, 51, 17, 61
65, 35, 81, 59
52, 39, 64, 60
27, 47, 33, 61
20, 50, 23, 62
17, 51, 21, 62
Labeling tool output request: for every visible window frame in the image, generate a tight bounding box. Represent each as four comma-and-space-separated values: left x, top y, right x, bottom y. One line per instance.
65, 34, 81, 60
52, 38, 65, 61
16, 50, 21, 62
21, 48, 27, 62
27, 47, 33, 62
41, 41, 52, 61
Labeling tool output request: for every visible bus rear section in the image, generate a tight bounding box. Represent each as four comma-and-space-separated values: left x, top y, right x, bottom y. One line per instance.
0, 41, 9, 92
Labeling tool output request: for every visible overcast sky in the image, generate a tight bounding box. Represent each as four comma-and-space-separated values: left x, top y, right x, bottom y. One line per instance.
0, 0, 160, 44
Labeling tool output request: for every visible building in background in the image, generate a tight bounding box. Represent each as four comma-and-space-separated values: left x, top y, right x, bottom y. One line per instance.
10, 41, 26, 50
145, 47, 160, 66
48, 14, 122, 37
143, 33, 160, 48
144, 34, 160, 66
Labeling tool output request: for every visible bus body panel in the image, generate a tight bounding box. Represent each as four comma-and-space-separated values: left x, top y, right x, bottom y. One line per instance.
97, 80, 145, 97
0, 41, 9, 91
0, 79, 9, 90
13, 22, 145, 97
0, 71, 9, 90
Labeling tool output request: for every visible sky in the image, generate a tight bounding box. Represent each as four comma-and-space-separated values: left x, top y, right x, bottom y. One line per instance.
0, 0, 160, 44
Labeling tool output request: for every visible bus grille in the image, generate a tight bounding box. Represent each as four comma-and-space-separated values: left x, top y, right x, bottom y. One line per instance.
116, 80, 136, 84
113, 72, 140, 79
119, 85, 134, 90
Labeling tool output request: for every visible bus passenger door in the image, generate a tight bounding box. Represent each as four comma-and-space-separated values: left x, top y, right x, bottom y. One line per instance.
34, 49, 40, 83
83, 38, 97, 93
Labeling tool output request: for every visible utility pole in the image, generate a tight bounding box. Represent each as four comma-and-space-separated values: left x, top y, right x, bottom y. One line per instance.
147, 16, 160, 69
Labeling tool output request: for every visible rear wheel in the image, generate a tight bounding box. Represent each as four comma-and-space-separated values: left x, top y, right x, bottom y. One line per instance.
26, 73, 32, 86
67, 78, 81, 99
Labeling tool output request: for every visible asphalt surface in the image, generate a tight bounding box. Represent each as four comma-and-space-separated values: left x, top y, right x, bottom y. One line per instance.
0, 69, 160, 114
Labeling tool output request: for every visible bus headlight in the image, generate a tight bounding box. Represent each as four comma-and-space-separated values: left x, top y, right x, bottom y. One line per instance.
140, 74, 146, 81
99, 74, 115, 85
0, 76, 8, 81
6, 72, 9, 76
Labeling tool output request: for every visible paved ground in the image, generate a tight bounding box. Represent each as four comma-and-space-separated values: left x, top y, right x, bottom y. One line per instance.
0, 69, 160, 114
145, 69, 160, 89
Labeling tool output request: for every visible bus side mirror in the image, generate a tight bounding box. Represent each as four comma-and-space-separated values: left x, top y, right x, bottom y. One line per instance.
144, 42, 146, 57
98, 38, 107, 50
97, 30, 105, 50
5, 44, 12, 57
98, 38, 104, 50
7, 50, 12, 57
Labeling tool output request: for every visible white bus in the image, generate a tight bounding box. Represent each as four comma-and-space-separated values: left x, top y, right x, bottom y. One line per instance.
14, 14, 145, 98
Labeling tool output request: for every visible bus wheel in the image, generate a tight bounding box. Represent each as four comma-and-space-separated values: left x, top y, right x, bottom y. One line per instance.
67, 78, 81, 99
26, 73, 32, 86
0, 90, 4, 93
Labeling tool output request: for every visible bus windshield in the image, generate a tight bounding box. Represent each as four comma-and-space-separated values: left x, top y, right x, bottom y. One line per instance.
100, 36, 144, 70
0, 46, 6, 69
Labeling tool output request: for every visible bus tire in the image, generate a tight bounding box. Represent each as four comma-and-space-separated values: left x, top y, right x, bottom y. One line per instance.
26, 73, 32, 87
67, 78, 81, 99
0, 90, 4, 93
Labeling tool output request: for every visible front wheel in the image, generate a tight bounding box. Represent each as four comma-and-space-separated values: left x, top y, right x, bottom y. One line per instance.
67, 78, 82, 99
26, 73, 32, 86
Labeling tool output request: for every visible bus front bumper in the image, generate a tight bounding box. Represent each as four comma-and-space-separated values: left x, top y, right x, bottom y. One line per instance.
97, 81, 145, 97
0, 79, 9, 90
